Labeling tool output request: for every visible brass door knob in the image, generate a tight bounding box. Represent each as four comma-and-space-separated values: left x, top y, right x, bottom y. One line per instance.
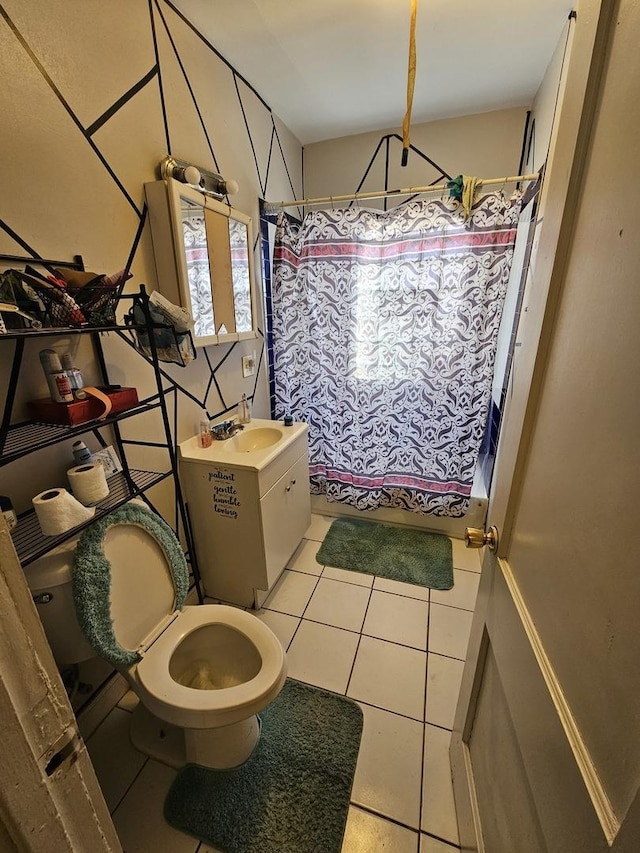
464, 526, 499, 551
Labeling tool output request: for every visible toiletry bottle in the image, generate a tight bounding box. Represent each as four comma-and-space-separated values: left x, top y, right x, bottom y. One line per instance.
237, 393, 252, 424
39, 349, 74, 403
72, 440, 92, 464
61, 352, 85, 398
198, 418, 212, 448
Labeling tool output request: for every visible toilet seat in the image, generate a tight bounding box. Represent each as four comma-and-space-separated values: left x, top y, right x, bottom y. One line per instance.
73, 502, 189, 667
136, 604, 286, 729
73, 502, 287, 758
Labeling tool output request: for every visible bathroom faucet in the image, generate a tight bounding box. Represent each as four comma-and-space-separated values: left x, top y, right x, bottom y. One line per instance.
226, 421, 245, 437
211, 420, 245, 440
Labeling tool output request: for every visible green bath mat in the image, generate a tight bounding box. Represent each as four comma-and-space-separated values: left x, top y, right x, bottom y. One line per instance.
164, 679, 363, 853
316, 517, 454, 590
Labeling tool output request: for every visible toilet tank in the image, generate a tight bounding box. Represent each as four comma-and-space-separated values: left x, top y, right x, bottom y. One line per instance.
23, 539, 95, 665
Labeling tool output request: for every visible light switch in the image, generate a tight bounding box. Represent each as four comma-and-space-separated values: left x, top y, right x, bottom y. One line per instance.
242, 354, 255, 377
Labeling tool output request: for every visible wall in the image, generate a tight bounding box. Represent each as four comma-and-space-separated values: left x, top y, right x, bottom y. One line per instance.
525, 19, 572, 173
0, 0, 303, 520
478, 25, 571, 493
303, 107, 528, 205
489, 21, 572, 407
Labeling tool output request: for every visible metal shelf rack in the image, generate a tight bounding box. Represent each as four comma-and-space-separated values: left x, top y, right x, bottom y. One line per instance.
0, 255, 203, 600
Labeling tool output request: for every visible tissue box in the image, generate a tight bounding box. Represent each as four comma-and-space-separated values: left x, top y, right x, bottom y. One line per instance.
27, 386, 139, 426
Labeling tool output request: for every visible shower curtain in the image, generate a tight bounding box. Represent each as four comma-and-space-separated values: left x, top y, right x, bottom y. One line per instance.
271, 191, 521, 517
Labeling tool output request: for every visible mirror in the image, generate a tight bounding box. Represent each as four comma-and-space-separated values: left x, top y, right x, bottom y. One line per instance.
145, 178, 258, 346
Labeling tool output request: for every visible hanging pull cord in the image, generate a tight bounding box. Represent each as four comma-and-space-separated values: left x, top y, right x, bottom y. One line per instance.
401, 0, 418, 167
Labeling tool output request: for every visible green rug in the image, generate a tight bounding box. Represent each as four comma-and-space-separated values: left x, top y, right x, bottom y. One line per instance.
164, 679, 363, 853
316, 517, 454, 590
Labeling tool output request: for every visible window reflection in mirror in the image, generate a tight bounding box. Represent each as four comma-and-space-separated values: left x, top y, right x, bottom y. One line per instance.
229, 218, 252, 334
181, 198, 215, 340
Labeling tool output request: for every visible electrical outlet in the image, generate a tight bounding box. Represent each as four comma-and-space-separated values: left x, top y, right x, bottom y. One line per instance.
242, 354, 255, 378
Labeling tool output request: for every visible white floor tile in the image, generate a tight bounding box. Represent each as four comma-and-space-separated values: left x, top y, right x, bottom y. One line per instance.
287, 538, 323, 574
304, 577, 371, 632
286, 620, 359, 693
373, 576, 429, 600
112, 759, 198, 852
348, 636, 426, 720
425, 654, 465, 730
428, 604, 473, 662
431, 569, 479, 612
363, 590, 428, 650
117, 689, 140, 713
88, 515, 480, 848
420, 833, 461, 851
342, 805, 419, 852
450, 538, 482, 573
323, 565, 374, 587
261, 569, 318, 616
350, 704, 424, 829
253, 608, 300, 650
421, 725, 460, 846
305, 513, 334, 542
86, 707, 146, 813
76, 668, 129, 741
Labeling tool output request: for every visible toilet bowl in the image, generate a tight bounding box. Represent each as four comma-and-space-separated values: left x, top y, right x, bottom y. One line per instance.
131, 604, 285, 768
66, 502, 286, 769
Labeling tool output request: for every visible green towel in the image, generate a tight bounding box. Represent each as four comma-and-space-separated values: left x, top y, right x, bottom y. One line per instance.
448, 174, 482, 221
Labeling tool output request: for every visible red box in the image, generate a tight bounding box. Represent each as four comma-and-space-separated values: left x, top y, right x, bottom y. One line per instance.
27, 387, 139, 426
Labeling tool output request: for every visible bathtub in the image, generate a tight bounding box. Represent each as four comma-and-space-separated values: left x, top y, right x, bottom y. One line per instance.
310, 464, 488, 541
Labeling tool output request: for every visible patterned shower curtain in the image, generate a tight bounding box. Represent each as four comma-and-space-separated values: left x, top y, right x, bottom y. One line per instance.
271, 192, 522, 517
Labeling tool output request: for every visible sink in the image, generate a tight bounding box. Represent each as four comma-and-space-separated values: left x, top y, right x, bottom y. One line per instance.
179, 417, 307, 473
227, 427, 283, 452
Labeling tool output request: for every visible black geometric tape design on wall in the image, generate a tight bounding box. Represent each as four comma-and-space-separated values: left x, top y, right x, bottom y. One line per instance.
0, 0, 298, 442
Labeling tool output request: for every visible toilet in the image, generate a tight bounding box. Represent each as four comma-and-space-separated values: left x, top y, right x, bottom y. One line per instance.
26, 501, 286, 770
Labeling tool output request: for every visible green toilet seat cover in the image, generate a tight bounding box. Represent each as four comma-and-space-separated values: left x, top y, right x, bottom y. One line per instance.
72, 503, 189, 667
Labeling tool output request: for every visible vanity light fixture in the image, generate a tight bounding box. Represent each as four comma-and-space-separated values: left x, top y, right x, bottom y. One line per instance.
159, 156, 239, 199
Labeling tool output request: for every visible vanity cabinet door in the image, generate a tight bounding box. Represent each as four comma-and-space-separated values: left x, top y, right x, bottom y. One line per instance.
260, 453, 311, 590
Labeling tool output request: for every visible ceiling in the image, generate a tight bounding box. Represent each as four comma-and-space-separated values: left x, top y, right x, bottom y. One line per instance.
172, 0, 574, 145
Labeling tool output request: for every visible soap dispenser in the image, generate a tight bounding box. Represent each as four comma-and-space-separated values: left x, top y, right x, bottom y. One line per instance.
237, 393, 252, 424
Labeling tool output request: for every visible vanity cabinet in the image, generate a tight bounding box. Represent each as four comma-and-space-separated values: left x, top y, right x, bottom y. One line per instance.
179, 422, 311, 607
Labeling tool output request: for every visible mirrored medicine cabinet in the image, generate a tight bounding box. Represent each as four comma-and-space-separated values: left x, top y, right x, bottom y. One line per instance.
145, 178, 259, 346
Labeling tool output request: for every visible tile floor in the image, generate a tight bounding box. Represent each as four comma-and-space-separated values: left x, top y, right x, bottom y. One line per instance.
86, 514, 482, 852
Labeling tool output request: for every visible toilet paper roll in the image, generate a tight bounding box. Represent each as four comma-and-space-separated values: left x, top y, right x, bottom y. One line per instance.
67, 462, 109, 506
32, 488, 96, 536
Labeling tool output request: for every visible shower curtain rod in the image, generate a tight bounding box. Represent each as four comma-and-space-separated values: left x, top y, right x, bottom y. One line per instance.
263, 172, 540, 212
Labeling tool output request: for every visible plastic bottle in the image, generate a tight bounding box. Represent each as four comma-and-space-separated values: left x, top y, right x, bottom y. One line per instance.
198, 418, 212, 448
61, 353, 85, 397
39, 349, 73, 403
72, 440, 92, 464
237, 393, 252, 424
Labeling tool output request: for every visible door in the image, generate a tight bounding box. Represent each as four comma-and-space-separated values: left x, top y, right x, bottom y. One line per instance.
0, 515, 122, 851
261, 451, 312, 589
451, 1, 640, 850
